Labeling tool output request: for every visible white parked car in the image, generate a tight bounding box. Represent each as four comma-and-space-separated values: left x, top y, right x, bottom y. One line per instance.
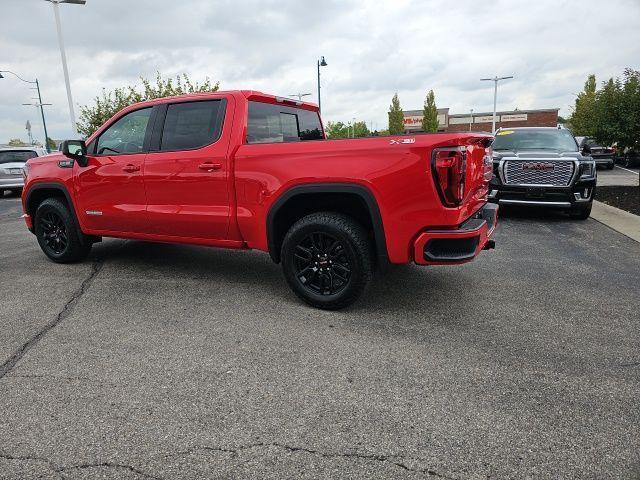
0, 146, 48, 196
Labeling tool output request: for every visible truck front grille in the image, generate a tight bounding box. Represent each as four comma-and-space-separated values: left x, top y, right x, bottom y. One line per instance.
504, 160, 574, 186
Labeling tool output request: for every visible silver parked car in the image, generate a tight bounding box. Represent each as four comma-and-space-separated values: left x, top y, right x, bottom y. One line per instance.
0, 147, 48, 196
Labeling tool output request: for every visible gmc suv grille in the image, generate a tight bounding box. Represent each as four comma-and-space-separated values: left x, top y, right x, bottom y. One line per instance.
504, 160, 574, 186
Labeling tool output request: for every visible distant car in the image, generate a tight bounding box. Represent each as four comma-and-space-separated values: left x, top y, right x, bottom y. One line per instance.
575, 137, 615, 169
616, 148, 640, 168
489, 127, 596, 219
0, 147, 48, 197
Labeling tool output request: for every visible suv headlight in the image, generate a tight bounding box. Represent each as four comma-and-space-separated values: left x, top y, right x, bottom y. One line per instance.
580, 161, 595, 178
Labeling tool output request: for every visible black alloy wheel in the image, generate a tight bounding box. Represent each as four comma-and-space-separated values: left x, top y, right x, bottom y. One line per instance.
35, 197, 92, 263
293, 231, 352, 296
281, 212, 373, 310
40, 211, 68, 255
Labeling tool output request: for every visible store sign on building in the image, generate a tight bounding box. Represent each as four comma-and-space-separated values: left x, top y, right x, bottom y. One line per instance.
500, 114, 528, 122
403, 116, 423, 129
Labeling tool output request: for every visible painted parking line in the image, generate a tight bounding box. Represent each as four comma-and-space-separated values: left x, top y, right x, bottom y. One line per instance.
615, 165, 639, 175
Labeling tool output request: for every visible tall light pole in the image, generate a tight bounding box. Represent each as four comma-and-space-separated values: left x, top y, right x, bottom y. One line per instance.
480, 75, 513, 134
0, 70, 52, 152
288, 92, 312, 101
317, 56, 327, 114
469, 108, 473, 132
45, 0, 86, 134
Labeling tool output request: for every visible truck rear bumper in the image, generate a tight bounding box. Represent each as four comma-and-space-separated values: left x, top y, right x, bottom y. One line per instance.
413, 203, 498, 265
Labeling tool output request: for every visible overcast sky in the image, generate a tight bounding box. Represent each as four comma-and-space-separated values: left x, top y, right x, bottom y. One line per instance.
1, 0, 639, 143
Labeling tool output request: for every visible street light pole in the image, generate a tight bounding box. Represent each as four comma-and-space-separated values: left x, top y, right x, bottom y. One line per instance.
0, 70, 52, 152
480, 75, 513, 134
316, 56, 327, 114
46, 0, 86, 134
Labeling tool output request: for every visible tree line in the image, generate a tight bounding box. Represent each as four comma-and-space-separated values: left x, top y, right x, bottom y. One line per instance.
569, 68, 640, 154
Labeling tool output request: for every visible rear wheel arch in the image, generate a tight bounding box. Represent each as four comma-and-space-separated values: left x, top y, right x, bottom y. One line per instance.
266, 183, 388, 265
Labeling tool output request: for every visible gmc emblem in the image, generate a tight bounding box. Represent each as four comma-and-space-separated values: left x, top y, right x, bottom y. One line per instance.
522, 162, 555, 171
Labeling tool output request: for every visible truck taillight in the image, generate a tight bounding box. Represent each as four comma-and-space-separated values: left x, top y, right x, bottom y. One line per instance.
431, 147, 466, 207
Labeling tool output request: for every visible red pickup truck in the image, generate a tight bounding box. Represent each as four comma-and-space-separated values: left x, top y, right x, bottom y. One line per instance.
22, 90, 497, 309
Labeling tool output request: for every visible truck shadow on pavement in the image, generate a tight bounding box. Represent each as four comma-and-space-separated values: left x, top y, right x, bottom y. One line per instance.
88, 238, 471, 319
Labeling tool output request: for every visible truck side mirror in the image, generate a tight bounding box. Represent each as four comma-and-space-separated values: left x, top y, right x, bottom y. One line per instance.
62, 140, 88, 167
581, 144, 591, 155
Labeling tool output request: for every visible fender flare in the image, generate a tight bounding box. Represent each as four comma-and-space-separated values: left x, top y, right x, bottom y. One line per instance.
25, 182, 85, 240
266, 182, 388, 265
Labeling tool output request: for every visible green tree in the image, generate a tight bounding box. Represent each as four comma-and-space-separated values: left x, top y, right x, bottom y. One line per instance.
388, 93, 404, 135
325, 121, 350, 139
8, 138, 27, 146
77, 72, 220, 137
421, 89, 439, 132
593, 69, 640, 153
352, 120, 370, 138
46, 137, 57, 150
568, 74, 597, 136
326, 120, 370, 138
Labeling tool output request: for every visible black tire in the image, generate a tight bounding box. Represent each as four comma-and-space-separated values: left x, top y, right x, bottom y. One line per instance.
35, 198, 91, 263
281, 212, 373, 310
569, 202, 592, 220
606, 161, 614, 170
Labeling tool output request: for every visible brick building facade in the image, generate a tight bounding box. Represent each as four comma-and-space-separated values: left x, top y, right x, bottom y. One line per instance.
402, 108, 559, 133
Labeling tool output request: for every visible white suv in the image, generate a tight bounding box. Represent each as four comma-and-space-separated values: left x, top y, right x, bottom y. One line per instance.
0, 147, 48, 196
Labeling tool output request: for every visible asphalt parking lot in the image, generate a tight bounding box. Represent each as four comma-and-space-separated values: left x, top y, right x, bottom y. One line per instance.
597, 165, 639, 187
1, 193, 639, 479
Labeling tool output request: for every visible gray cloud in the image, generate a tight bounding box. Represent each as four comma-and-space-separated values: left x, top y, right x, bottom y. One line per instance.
1, 0, 639, 142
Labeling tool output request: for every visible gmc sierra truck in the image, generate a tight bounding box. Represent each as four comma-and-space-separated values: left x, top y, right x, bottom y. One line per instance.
22, 90, 497, 309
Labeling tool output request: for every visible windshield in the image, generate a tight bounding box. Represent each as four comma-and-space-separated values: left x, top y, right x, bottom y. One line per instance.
492, 129, 578, 152
0, 150, 38, 164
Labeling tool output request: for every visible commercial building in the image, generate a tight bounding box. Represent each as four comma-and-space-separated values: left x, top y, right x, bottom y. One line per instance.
401, 108, 560, 133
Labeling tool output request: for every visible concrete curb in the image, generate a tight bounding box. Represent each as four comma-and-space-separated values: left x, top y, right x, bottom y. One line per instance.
591, 200, 640, 243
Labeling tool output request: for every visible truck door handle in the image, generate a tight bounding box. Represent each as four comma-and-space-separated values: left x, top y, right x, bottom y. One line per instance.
198, 162, 222, 171
122, 164, 140, 173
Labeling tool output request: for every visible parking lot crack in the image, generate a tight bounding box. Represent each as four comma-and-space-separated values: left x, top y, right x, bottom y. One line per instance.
0, 451, 162, 480
0, 258, 103, 380
58, 462, 163, 479
271, 442, 456, 478
162, 442, 455, 478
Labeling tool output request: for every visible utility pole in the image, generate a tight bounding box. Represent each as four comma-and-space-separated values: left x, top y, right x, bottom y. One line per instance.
480, 75, 513, 134
1, 71, 52, 152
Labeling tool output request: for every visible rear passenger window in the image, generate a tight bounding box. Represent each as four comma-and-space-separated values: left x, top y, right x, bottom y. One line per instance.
247, 101, 323, 144
160, 100, 224, 151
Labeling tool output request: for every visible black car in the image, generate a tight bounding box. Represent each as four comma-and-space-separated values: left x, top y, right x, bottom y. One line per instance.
616, 148, 640, 168
488, 127, 596, 219
575, 137, 615, 169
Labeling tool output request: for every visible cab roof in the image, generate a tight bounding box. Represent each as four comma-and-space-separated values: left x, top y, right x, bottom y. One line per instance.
123, 90, 319, 112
